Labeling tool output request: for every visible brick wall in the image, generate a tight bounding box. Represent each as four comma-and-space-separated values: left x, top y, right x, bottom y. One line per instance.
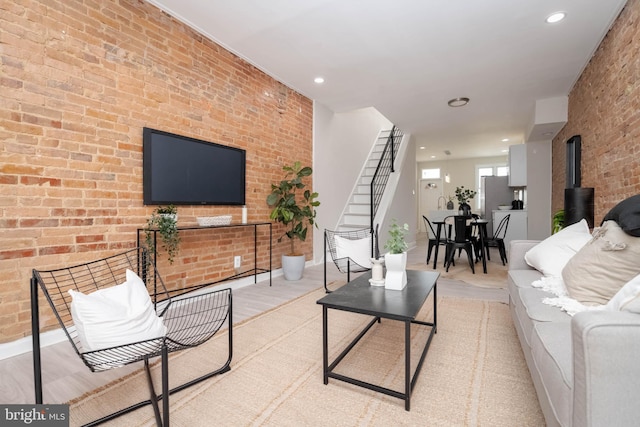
553, 0, 640, 221
0, 0, 313, 342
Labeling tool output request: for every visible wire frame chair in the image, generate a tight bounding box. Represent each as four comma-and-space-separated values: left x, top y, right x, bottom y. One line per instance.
323, 227, 376, 292
31, 247, 232, 426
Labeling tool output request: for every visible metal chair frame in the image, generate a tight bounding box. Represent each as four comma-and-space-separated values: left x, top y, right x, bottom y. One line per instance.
422, 215, 447, 264
443, 215, 475, 273
323, 227, 377, 293
484, 213, 510, 265
31, 247, 232, 426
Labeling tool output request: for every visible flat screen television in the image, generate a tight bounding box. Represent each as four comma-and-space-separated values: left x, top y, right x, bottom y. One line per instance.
143, 127, 246, 205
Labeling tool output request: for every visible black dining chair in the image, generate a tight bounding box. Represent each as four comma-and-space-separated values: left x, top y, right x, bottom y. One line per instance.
422, 215, 447, 264
443, 215, 475, 273
484, 214, 510, 265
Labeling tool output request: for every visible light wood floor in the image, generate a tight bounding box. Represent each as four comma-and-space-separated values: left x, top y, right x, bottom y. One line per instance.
0, 234, 507, 405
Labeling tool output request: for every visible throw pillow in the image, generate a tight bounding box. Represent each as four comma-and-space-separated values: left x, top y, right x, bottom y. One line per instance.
602, 194, 640, 236
524, 219, 592, 277
334, 235, 372, 269
606, 273, 640, 313
69, 269, 167, 352
563, 220, 640, 305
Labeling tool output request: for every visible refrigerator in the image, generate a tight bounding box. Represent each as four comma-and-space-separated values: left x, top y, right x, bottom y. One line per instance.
482, 176, 513, 236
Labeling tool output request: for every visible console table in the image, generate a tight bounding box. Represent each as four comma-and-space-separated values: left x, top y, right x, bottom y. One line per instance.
137, 222, 272, 293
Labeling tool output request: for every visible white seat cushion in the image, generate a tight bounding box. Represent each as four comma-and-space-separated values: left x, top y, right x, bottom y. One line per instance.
69, 269, 167, 352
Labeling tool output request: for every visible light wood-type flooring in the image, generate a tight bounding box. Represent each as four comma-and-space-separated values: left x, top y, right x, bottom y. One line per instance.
0, 233, 507, 405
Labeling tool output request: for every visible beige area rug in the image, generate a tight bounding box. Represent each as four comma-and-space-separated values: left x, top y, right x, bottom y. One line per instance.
408, 253, 509, 289
70, 289, 542, 426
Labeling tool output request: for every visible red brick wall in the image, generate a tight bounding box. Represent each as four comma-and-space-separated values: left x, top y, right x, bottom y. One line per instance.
0, 0, 313, 342
553, 0, 640, 221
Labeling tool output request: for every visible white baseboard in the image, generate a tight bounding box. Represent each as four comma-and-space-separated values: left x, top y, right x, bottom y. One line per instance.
0, 269, 281, 361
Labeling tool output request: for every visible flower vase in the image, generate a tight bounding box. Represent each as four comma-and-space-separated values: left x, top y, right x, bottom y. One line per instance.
384, 252, 407, 290
446, 200, 454, 210
458, 202, 471, 216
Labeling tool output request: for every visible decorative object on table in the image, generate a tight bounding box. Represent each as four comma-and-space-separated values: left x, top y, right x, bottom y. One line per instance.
267, 162, 320, 280
455, 186, 477, 216
446, 196, 455, 210
196, 215, 232, 227
369, 257, 385, 286
384, 220, 409, 290
144, 205, 180, 264
498, 205, 511, 211
552, 209, 565, 234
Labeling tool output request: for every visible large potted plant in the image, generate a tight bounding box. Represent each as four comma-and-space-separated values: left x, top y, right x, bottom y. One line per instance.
384, 220, 409, 290
267, 162, 320, 280
144, 205, 180, 264
455, 186, 477, 216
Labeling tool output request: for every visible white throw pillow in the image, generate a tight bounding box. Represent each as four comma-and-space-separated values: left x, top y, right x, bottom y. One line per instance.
524, 219, 592, 277
334, 235, 372, 269
69, 269, 167, 352
605, 273, 640, 313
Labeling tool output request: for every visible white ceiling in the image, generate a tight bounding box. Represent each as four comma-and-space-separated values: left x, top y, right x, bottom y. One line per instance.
146, 0, 627, 162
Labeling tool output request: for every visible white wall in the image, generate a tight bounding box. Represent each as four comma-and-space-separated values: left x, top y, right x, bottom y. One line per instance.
526, 141, 552, 240
313, 103, 392, 263
417, 155, 508, 201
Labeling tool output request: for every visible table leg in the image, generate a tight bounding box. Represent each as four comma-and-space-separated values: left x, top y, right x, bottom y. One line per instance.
323, 305, 328, 385
405, 319, 411, 411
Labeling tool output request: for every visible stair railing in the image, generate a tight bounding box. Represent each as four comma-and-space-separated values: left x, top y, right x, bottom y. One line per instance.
370, 126, 403, 232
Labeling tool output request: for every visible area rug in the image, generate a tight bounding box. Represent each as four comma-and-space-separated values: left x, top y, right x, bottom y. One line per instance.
408, 255, 509, 289
70, 288, 542, 426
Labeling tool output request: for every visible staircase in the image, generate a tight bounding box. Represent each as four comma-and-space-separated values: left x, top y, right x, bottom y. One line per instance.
338, 128, 403, 231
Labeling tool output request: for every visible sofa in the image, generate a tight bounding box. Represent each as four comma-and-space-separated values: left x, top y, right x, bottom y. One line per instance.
508, 235, 640, 427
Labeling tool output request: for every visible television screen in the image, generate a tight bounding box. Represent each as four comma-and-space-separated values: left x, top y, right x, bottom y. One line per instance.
143, 127, 246, 205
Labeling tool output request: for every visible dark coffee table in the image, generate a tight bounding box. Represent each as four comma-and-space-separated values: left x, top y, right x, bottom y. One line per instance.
316, 269, 438, 411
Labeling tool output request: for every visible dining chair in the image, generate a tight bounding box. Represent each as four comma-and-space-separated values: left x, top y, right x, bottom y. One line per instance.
443, 215, 475, 273
422, 215, 447, 264
484, 214, 510, 265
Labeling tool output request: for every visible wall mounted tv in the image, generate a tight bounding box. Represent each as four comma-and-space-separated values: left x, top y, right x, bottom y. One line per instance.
143, 127, 246, 205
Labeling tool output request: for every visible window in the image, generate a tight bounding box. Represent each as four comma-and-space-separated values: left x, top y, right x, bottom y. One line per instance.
421, 168, 440, 179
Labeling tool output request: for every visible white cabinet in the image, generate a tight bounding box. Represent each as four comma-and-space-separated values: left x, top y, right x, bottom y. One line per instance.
508, 144, 527, 186
492, 210, 527, 252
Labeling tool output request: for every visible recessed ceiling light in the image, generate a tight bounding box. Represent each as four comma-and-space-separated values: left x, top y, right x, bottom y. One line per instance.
501, 138, 509, 142
420, 146, 425, 149
314, 77, 325, 84
501, 149, 509, 153
448, 97, 470, 107
430, 155, 436, 159
546, 12, 566, 23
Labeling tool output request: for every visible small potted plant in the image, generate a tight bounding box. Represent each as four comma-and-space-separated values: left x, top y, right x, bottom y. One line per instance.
144, 205, 180, 264
384, 220, 409, 290
267, 162, 320, 280
455, 186, 477, 216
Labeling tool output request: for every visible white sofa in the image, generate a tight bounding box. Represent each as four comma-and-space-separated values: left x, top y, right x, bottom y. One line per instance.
508, 239, 640, 427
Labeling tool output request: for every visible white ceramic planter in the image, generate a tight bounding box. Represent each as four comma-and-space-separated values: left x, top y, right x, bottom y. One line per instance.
384, 252, 407, 290
282, 254, 305, 281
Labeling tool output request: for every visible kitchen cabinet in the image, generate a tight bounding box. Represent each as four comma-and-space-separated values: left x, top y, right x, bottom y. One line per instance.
508, 144, 527, 186
492, 210, 527, 252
